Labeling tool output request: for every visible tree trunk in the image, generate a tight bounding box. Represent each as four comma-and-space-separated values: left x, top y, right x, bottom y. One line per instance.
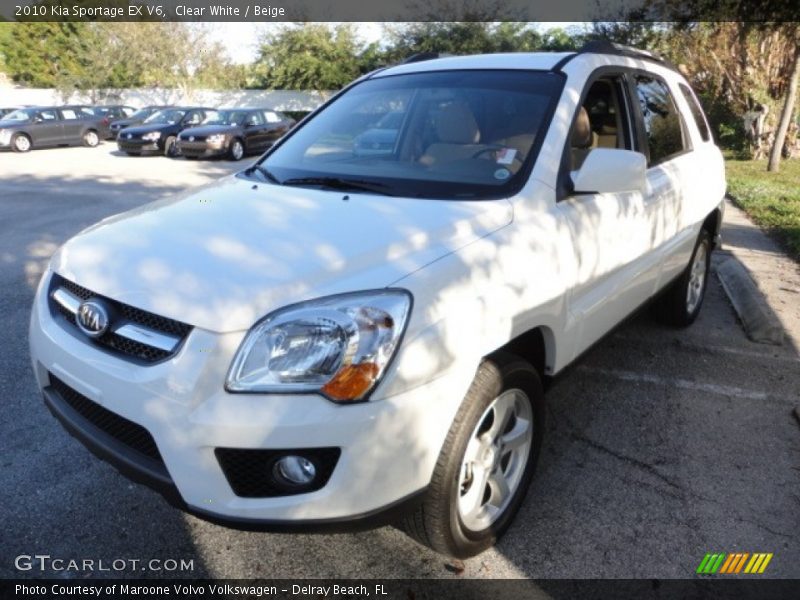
768, 44, 800, 172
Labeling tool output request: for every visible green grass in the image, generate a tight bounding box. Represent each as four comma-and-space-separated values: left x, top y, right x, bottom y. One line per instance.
725, 157, 800, 261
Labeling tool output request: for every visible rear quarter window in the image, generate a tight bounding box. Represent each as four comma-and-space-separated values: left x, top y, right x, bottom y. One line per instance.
678, 83, 711, 142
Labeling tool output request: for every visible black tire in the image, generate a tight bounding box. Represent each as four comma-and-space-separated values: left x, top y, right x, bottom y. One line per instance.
654, 229, 712, 327
164, 136, 178, 157
82, 129, 99, 147
11, 133, 32, 153
124, 151, 141, 157
401, 351, 545, 558
228, 138, 245, 161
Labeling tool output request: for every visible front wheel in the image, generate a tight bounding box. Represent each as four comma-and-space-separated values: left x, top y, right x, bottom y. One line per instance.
654, 229, 712, 327
12, 133, 31, 153
228, 138, 244, 161
164, 136, 179, 157
401, 352, 544, 558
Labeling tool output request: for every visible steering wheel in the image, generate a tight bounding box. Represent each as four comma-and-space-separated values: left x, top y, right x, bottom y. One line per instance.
471, 145, 507, 160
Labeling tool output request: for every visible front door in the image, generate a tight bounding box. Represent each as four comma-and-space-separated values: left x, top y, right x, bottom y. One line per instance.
30, 109, 62, 146
558, 75, 660, 357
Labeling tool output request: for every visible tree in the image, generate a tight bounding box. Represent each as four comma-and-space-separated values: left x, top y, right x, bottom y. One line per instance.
2, 22, 87, 88
382, 22, 582, 64
768, 43, 800, 171
252, 24, 361, 91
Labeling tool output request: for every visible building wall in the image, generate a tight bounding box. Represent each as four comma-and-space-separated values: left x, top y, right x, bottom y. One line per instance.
0, 87, 331, 111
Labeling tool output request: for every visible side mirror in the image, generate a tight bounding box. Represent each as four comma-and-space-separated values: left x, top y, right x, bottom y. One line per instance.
572, 148, 647, 194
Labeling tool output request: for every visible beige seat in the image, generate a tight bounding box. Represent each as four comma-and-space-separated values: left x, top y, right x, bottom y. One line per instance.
571, 107, 597, 170
420, 102, 483, 166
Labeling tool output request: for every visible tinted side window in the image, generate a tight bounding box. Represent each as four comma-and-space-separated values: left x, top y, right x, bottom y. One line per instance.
246, 111, 264, 126
678, 83, 711, 142
60, 109, 78, 120
264, 111, 281, 123
38, 110, 58, 121
634, 76, 687, 165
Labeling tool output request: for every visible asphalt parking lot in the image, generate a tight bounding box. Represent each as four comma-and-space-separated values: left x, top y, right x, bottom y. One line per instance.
1, 143, 798, 580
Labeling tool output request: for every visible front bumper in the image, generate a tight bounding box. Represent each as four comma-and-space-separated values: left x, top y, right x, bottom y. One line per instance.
41, 382, 424, 531
29, 272, 458, 526
117, 139, 160, 153
178, 141, 226, 158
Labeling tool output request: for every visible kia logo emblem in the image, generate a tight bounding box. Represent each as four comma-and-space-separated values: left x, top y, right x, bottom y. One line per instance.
76, 299, 110, 338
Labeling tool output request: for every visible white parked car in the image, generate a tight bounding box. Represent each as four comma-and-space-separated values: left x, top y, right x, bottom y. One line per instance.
29, 43, 725, 558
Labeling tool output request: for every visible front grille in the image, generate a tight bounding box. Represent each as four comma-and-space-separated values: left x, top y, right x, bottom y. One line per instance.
215, 448, 341, 498
50, 273, 192, 363
49, 374, 164, 465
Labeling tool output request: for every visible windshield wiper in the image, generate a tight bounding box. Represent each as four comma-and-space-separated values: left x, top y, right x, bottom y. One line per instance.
245, 164, 281, 185
281, 177, 394, 196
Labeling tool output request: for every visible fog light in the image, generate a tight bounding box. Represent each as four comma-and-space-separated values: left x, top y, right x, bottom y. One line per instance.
273, 455, 316, 486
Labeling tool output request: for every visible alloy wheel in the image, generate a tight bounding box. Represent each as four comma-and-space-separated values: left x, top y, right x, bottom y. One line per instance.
686, 240, 708, 314
457, 388, 533, 532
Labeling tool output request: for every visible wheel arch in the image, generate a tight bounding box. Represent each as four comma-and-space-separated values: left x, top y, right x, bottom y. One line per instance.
702, 205, 724, 250
494, 325, 556, 381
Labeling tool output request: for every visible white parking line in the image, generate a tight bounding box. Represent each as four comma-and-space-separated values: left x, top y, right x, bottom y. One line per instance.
578, 366, 770, 401
612, 333, 800, 363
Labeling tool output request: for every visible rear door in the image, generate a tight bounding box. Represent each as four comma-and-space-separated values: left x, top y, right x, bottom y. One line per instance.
629, 73, 697, 289
263, 110, 290, 146
58, 108, 85, 142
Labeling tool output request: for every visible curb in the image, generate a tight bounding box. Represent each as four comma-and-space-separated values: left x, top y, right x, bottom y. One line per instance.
716, 258, 784, 346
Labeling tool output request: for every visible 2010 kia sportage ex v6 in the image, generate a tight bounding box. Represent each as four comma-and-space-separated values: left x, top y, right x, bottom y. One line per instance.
30, 43, 725, 558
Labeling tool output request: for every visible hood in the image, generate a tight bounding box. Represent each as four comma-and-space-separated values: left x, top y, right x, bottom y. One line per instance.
121, 123, 175, 135
51, 175, 512, 333
180, 124, 240, 137
111, 118, 141, 128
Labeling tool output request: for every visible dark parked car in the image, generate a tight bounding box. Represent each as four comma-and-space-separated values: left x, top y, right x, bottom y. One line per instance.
353, 111, 404, 156
176, 108, 296, 160
108, 105, 170, 139
0, 106, 106, 152
91, 105, 137, 139
117, 107, 213, 157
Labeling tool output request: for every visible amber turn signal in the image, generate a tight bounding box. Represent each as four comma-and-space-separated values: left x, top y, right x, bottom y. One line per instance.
321, 363, 380, 401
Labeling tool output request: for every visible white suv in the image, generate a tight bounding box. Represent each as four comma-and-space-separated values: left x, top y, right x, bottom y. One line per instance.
29, 43, 725, 558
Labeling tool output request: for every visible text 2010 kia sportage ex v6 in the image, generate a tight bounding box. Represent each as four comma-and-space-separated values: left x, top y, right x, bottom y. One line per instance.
30, 43, 725, 558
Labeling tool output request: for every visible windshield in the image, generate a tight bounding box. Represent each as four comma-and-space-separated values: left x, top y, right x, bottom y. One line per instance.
256, 70, 563, 199
202, 110, 251, 126
3, 109, 34, 121
144, 109, 186, 125
130, 108, 155, 120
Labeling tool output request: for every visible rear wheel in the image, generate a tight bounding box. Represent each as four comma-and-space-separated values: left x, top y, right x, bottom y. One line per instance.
229, 138, 245, 161
82, 130, 99, 147
654, 229, 712, 326
401, 352, 544, 558
12, 133, 31, 153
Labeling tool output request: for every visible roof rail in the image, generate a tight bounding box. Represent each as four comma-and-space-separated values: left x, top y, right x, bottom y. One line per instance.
402, 52, 450, 64
553, 40, 680, 74
578, 40, 665, 63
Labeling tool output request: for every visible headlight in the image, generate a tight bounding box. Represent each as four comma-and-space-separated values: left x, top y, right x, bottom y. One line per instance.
226, 290, 412, 402
207, 134, 225, 144
0, 129, 10, 144
142, 131, 161, 141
